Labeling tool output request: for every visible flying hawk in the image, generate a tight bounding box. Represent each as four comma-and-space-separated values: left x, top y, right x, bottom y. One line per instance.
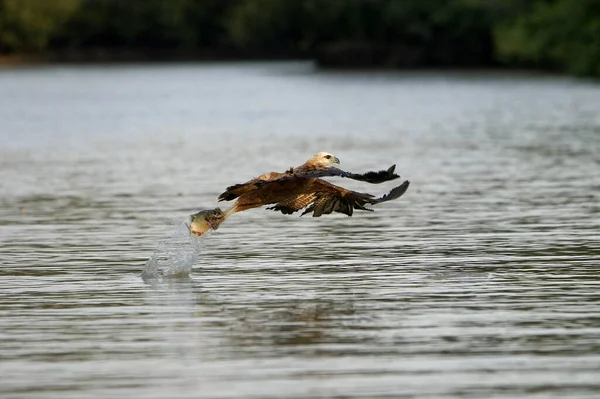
189, 152, 409, 236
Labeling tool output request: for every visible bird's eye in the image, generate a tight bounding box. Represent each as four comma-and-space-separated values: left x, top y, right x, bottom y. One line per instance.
325, 155, 331, 159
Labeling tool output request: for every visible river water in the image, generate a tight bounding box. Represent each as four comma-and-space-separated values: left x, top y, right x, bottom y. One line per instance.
1, 63, 599, 398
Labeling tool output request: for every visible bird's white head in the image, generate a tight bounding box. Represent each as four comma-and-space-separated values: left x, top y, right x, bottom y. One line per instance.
310, 152, 340, 168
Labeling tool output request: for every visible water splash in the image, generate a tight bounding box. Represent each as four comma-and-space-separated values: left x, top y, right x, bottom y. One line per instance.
142, 219, 210, 280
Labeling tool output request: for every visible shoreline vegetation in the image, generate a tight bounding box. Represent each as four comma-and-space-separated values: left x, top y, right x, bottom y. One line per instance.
1, 0, 599, 77
0, 48, 309, 65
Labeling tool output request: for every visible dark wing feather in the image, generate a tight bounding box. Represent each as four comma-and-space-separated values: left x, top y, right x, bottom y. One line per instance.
301, 191, 372, 217
266, 179, 410, 217
218, 182, 250, 201
266, 193, 316, 214
301, 180, 410, 217
296, 165, 399, 184
374, 180, 410, 203
218, 172, 284, 202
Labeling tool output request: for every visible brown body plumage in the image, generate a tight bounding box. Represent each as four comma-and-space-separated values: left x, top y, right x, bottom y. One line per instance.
189, 152, 409, 236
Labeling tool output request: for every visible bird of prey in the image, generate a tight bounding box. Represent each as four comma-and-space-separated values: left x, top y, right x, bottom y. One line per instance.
189, 152, 409, 236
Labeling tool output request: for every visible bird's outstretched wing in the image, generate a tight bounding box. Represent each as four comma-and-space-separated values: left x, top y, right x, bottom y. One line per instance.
295, 164, 400, 184
218, 165, 400, 202
267, 180, 410, 217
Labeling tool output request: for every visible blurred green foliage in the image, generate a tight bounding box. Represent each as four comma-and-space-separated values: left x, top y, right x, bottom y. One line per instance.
0, 0, 80, 51
0, 0, 599, 77
494, 0, 600, 77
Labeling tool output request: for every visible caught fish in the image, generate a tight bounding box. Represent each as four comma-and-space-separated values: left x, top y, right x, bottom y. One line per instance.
189, 208, 226, 236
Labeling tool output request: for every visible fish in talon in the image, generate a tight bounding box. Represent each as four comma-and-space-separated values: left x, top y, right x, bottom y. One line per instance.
189, 208, 226, 236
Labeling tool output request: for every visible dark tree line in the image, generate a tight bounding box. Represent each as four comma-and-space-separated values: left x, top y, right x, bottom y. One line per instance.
1, 0, 599, 77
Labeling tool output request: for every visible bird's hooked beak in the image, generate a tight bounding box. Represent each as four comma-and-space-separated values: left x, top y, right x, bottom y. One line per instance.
333, 156, 340, 165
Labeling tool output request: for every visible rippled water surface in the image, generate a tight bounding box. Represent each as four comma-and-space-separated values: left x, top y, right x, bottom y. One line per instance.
1, 63, 599, 398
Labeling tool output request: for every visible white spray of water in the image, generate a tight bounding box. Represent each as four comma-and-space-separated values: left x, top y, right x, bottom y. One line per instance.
142, 219, 210, 280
